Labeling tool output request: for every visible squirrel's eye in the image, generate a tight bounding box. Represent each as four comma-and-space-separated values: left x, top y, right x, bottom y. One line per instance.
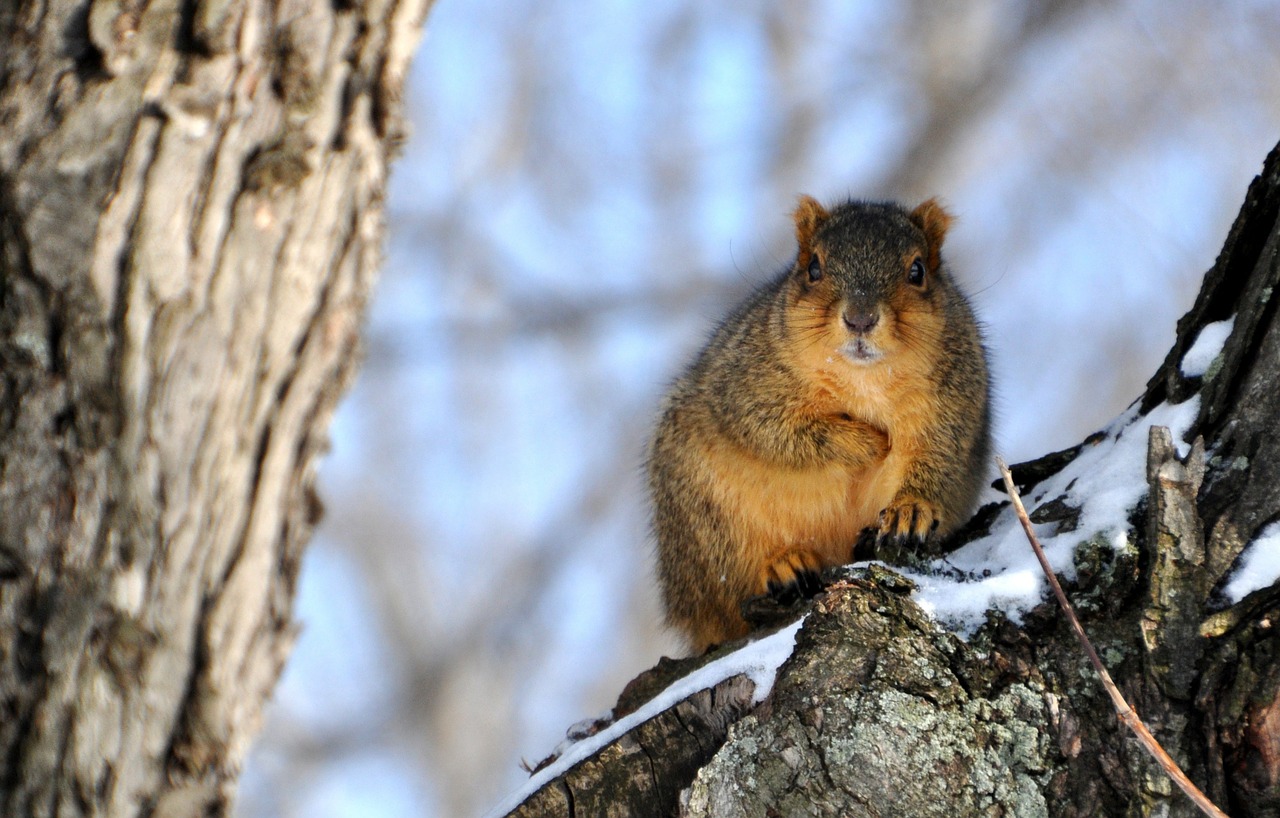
908, 258, 926, 287
807, 257, 822, 283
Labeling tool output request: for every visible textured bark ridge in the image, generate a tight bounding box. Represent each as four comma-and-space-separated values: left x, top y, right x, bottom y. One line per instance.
513, 675, 758, 818
502, 140, 1280, 817
685, 576, 1055, 817
0, 1, 430, 815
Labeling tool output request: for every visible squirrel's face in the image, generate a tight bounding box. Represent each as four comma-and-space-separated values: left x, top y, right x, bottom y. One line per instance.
784, 197, 953, 371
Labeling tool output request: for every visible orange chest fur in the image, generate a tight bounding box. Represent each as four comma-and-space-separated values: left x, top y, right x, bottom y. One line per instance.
698, 364, 937, 567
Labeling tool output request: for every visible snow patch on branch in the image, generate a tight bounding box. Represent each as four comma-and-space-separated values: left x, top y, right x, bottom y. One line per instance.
899, 396, 1200, 637
1180, 318, 1235, 377
486, 617, 805, 817
1223, 521, 1280, 603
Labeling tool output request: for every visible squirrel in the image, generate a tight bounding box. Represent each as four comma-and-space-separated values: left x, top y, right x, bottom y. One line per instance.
647, 196, 992, 653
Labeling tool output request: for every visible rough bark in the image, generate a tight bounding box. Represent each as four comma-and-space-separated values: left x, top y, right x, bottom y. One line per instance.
513, 675, 758, 818
501, 140, 1280, 817
0, 1, 430, 815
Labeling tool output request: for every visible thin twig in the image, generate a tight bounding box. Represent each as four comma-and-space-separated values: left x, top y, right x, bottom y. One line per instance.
996, 456, 1230, 818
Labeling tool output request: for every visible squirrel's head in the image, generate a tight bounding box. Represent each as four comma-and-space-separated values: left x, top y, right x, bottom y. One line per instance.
786, 196, 954, 368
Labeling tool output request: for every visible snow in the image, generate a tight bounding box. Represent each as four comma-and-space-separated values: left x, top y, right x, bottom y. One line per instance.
900, 395, 1201, 636
1223, 521, 1280, 603
1180, 318, 1234, 377
484, 617, 805, 818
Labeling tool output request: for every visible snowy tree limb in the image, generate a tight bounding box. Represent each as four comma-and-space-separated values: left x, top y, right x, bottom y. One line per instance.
494, 137, 1280, 817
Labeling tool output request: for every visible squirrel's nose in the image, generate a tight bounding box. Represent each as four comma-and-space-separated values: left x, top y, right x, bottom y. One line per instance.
842, 308, 880, 334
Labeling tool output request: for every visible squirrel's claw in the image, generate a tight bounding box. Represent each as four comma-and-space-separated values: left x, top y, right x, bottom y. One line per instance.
876, 496, 940, 550
763, 550, 825, 605
766, 572, 821, 606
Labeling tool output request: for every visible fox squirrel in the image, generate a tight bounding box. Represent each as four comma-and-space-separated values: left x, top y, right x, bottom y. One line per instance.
647, 196, 991, 652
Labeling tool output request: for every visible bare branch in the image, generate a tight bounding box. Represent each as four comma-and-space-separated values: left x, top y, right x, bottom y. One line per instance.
996, 456, 1230, 818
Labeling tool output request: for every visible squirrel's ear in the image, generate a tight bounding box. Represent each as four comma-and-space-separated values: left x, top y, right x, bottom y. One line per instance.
909, 198, 954, 268
793, 195, 829, 255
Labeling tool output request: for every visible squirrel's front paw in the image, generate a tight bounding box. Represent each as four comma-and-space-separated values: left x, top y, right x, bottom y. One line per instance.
762, 549, 824, 605
876, 495, 940, 549
835, 416, 890, 465
857, 421, 891, 460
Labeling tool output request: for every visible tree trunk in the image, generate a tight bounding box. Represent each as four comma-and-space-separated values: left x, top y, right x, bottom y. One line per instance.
0, 1, 430, 814
500, 140, 1280, 817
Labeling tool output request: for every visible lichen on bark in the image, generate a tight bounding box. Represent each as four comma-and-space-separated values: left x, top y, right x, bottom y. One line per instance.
681, 575, 1058, 818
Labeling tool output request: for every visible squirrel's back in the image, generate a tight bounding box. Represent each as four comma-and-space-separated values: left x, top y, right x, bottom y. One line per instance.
648, 196, 991, 653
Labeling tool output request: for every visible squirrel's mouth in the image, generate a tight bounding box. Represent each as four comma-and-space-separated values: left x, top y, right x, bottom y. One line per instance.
839, 337, 884, 364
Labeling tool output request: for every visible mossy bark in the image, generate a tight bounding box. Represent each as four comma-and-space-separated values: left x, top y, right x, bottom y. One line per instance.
501, 139, 1280, 817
